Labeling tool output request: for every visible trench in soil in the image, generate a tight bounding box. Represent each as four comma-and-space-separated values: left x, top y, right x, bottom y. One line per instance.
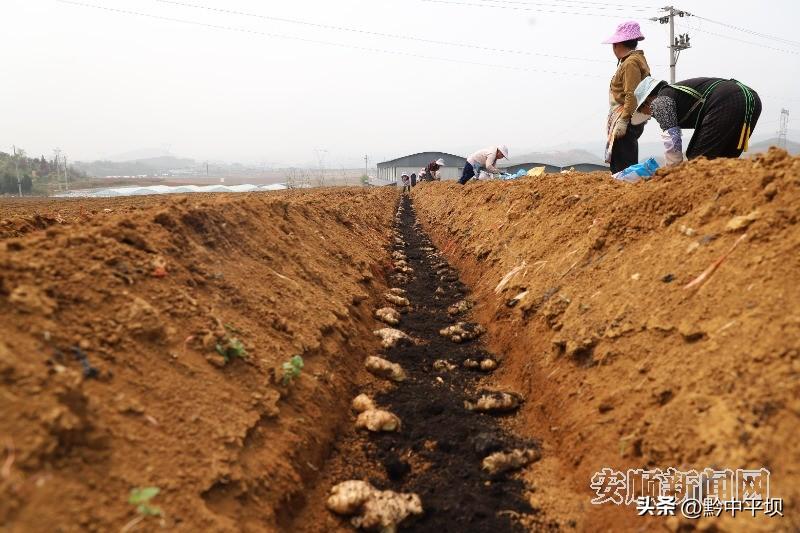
292, 195, 548, 532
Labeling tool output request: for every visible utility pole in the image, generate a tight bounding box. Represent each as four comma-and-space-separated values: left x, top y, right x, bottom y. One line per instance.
778, 108, 790, 149
313, 148, 328, 187
64, 155, 70, 190
364, 154, 368, 181
13, 146, 22, 197
651, 6, 692, 83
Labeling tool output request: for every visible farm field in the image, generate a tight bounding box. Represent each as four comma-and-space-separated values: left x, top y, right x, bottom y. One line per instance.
1, 150, 798, 532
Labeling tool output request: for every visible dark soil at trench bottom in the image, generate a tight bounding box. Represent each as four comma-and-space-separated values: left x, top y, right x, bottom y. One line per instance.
318, 195, 542, 532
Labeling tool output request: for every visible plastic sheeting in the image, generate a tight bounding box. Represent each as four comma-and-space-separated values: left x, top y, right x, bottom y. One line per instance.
498, 169, 528, 181
54, 183, 289, 198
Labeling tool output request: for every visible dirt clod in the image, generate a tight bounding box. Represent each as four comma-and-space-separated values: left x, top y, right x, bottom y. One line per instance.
725, 210, 759, 232
8, 284, 57, 316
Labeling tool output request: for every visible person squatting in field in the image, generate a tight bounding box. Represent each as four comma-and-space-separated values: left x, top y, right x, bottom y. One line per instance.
603, 21, 651, 174
634, 76, 761, 166
401, 173, 411, 193
422, 158, 445, 181
459, 145, 509, 184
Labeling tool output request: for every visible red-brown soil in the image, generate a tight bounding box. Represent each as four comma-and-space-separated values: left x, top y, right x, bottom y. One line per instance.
413, 149, 799, 532
0, 189, 397, 532
2, 148, 798, 533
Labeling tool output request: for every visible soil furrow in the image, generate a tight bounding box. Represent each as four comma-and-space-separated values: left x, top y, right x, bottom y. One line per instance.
296, 195, 545, 532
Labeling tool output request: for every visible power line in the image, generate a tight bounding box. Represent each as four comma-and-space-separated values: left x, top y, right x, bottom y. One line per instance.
490, 0, 656, 7
676, 22, 799, 56
468, 0, 653, 11
692, 14, 800, 49
474, 0, 800, 49
56, 0, 607, 78
420, 0, 646, 18
156, 0, 610, 64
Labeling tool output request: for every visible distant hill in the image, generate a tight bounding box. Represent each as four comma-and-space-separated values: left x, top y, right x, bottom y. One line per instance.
74, 156, 198, 177
503, 149, 604, 168
105, 147, 173, 162
748, 138, 800, 155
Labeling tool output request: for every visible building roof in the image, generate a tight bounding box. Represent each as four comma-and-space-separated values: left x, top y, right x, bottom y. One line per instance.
377, 151, 466, 168
564, 163, 610, 172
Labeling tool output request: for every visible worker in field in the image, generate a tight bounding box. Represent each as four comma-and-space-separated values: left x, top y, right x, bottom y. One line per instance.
603, 21, 651, 173
634, 76, 762, 165
459, 145, 509, 185
423, 158, 446, 181
410, 172, 417, 187
401, 173, 411, 193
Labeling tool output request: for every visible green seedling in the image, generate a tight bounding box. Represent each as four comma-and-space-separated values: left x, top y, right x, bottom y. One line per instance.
281, 355, 304, 385
216, 337, 248, 362
128, 487, 162, 517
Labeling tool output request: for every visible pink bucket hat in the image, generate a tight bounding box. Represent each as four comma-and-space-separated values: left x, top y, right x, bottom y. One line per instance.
602, 21, 645, 44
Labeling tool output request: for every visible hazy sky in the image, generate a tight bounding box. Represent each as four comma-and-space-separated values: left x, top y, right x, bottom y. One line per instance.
3, 0, 799, 167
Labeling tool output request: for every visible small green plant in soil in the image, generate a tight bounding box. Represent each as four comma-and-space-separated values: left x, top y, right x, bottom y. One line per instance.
216, 337, 247, 363
128, 487, 162, 517
281, 355, 304, 385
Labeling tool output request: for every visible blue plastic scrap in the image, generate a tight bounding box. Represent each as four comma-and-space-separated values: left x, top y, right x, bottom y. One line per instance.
499, 169, 528, 181
612, 157, 660, 183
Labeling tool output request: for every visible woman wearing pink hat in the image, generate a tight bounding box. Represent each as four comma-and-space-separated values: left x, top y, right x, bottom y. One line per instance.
603, 21, 651, 173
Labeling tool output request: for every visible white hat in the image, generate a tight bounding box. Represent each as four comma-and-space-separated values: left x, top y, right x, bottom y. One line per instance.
498, 145, 509, 159
634, 76, 666, 110
435, 158, 445, 166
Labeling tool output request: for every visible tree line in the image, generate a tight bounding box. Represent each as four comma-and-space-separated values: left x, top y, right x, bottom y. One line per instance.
0, 148, 87, 196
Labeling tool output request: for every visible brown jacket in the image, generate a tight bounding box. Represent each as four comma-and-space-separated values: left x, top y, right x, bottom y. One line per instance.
610, 50, 650, 120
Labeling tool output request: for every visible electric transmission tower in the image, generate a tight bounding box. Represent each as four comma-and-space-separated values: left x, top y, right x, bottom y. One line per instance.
778, 108, 789, 149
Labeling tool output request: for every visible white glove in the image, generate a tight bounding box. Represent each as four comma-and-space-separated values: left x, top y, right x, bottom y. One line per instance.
613, 118, 629, 139
665, 151, 684, 166
661, 128, 684, 167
